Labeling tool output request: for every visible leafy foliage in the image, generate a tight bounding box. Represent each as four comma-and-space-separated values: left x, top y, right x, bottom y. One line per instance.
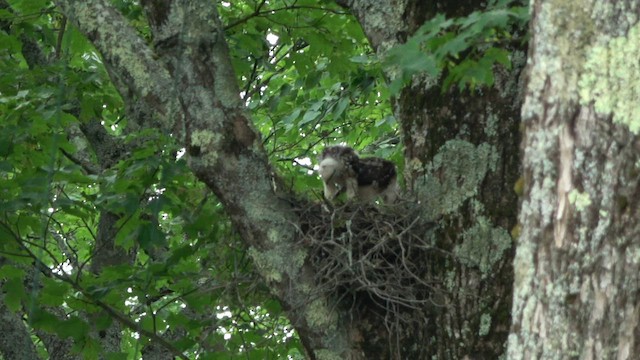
0, 0, 389, 358
0, 0, 527, 358
385, 0, 529, 93
220, 0, 399, 195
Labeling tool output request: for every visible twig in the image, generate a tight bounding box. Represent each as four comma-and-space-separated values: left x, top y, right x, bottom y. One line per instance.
55, 15, 67, 59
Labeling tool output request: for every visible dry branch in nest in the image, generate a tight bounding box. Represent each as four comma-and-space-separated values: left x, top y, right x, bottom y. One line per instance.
297, 200, 451, 320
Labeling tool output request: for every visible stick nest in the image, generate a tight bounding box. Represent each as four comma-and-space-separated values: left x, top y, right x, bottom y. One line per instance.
297, 200, 449, 314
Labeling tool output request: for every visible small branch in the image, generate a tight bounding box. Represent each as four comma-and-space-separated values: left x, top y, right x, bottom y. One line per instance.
59, 148, 99, 174
225, 4, 347, 30
276, 157, 314, 171
55, 15, 67, 59
2, 222, 189, 360
242, 57, 260, 101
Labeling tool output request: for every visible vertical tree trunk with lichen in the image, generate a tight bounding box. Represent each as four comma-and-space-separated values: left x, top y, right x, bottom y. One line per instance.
509, 1, 640, 358
337, 1, 524, 358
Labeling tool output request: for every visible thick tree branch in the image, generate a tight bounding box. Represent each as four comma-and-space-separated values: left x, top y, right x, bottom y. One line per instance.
56, 0, 354, 357
0, 295, 42, 360
54, 0, 176, 130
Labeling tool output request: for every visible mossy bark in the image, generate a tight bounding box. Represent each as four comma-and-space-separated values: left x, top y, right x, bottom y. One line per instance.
337, 0, 524, 358
510, 1, 640, 358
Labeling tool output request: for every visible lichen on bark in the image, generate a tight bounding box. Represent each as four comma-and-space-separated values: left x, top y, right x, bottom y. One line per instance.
415, 140, 498, 216
510, 0, 640, 358
578, 22, 640, 134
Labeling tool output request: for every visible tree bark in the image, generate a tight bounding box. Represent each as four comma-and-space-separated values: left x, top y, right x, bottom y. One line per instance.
337, 1, 524, 358
0, 294, 42, 360
510, 1, 640, 358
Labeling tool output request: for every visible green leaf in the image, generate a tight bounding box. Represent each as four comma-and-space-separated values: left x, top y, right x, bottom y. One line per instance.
166, 312, 190, 329
39, 278, 71, 307
166, 243, 198, 265
388, 76, 406, 96
263, 299, 282, 314
437, 34, 469, 58
0, 160, 12, 172
3, 278, 26, 312
139, 314, 156, 333
282, 108, 301, 130
0, 265, 26, 280
173, 337, 197, 352
137, 222, 167, 251
333, 97, 349, 119
183, 292, 211, 312
77, 336, 101, 360
483, 47, 511, 68
11, 0, 48, 14
300, 109, 320, 126
0, 136, 13, 156
30, 308, 62, 332
56, 316, 90, 339
248, 349, 268, 360
94, 313, 113, 331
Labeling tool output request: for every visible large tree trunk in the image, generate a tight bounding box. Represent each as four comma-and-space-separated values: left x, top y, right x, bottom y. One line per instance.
510, 1, 640, 358
337, 1, 524, 358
